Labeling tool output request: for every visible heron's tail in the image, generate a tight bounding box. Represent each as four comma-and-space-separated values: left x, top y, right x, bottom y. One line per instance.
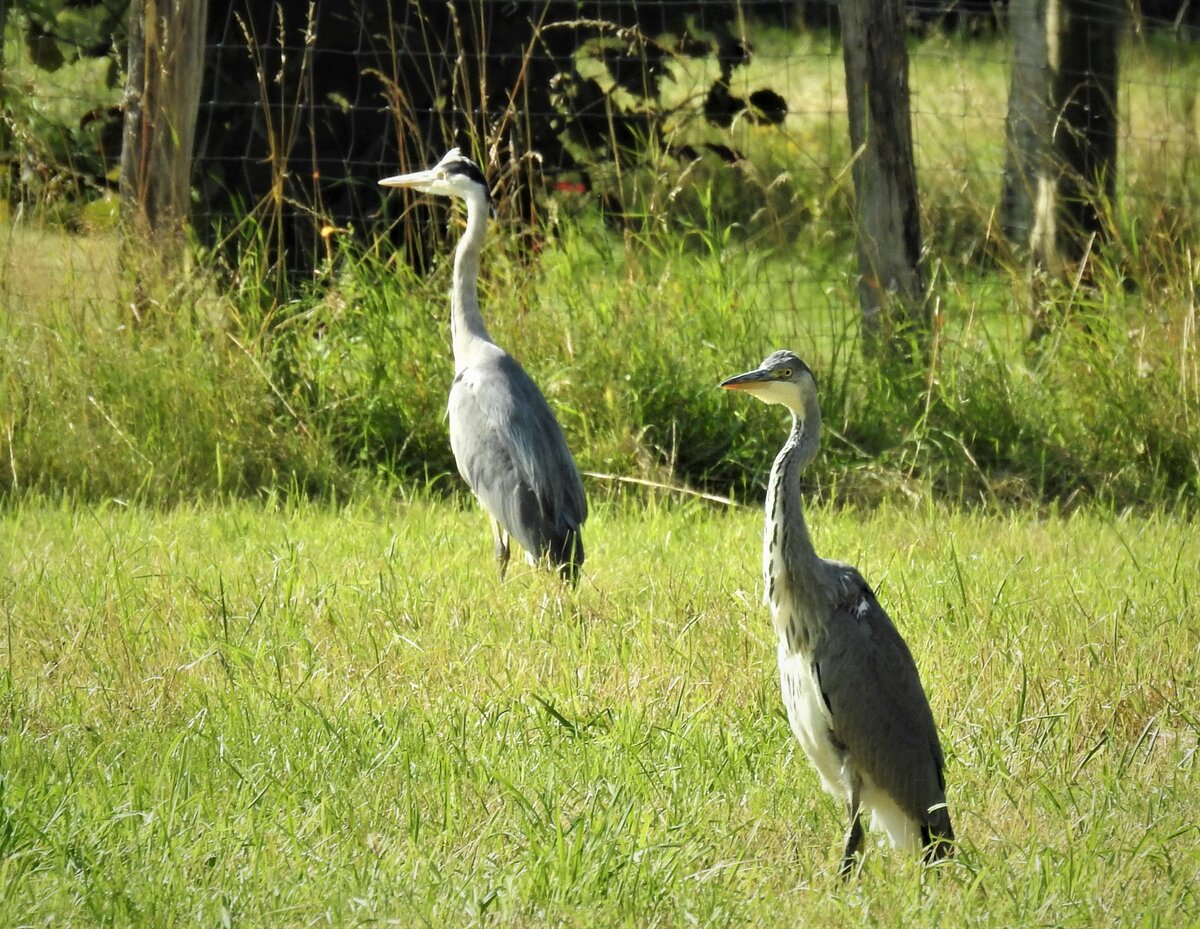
550, 529, 584, 586
920, 807, 955, 863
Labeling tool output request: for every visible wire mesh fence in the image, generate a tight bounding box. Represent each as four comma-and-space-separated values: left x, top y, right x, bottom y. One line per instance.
2, 1, 1199, 291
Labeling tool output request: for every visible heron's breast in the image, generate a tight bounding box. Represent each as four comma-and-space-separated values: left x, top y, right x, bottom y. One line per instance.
450, 366, 486, 393
777, 646, 849, 800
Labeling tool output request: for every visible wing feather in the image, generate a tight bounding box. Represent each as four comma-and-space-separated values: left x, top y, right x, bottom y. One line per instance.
448, 352, 587, 566
812, 567, 949, 829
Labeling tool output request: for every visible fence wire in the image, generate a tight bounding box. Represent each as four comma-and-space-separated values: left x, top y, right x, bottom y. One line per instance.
1, 1, 1198, 292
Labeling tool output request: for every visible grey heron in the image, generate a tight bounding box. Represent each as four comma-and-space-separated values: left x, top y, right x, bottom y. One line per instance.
721, 350, 953, 875
380, 149, 587, 583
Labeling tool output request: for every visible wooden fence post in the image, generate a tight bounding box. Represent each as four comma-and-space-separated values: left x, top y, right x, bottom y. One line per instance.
1000, 0, 1122, 336
119, 0, 209, 300
838, 0, 928, 360
0, 0, 11, 185
1000, 0, 1051, 252
1053, 0, 1122, 264
1001, 0, 1122, 263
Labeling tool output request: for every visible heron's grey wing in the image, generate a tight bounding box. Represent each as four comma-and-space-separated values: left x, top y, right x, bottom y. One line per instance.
812, 567, 949, 828
448, 354, 587, 556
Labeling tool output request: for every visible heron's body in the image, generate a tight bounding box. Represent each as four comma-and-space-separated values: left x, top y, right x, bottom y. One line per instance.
448, 350, 585, 571
723, 351, 952, 874
381, 150, 586, 581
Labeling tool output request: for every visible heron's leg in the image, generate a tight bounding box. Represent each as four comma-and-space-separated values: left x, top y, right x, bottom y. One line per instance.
490, 518, 511, 579
839, 791, 865, 878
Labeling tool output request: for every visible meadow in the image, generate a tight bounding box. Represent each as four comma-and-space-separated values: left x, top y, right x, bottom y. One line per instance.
2, 495, 1197, 926
2, 18, 1200, 928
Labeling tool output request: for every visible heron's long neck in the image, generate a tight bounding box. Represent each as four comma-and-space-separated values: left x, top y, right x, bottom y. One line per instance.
450, 195, 494, 368
766, 389, 826, 651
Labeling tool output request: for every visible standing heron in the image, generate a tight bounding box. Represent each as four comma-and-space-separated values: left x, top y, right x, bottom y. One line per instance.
380, 149, 587, 583
721, 350, 953, 875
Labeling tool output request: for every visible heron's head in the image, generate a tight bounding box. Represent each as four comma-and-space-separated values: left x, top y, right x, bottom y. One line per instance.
379, 148, 492, 208
720, 350, 816, 413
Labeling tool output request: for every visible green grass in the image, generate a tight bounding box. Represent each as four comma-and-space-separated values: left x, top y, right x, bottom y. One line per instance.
4, 212, 1197, 508
1, 494, 1197, 926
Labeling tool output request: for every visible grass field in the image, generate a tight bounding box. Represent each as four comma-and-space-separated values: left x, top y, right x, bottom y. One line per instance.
2, 19, 1199, 926
2, 494, 1197, 926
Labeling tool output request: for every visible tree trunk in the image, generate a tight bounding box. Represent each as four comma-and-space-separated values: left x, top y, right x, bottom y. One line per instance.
120, 0, 209, 298
838, 0, 927, 360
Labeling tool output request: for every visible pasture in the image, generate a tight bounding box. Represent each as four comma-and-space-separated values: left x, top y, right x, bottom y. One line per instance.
2, 495, 1196, 926
3, 15, 1200, 926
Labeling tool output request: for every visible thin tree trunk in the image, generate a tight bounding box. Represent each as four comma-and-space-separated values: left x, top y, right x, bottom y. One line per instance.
838, 0, 927, 360
120, 0, 209, 307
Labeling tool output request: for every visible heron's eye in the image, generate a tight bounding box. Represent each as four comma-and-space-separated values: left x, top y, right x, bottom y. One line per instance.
779, 367, 792, 379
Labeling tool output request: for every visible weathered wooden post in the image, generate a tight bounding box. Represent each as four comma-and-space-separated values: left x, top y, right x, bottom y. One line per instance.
0, 0, 11, 184
1053, 0, 1122, 264
1001, 0, 1122, 277
1000, 0, 1051, 252
838, 0, 928, 360
119, 0, 209, 304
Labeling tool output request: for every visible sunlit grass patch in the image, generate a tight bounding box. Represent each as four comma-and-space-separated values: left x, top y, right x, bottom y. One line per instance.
1, 497, 1196, 925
